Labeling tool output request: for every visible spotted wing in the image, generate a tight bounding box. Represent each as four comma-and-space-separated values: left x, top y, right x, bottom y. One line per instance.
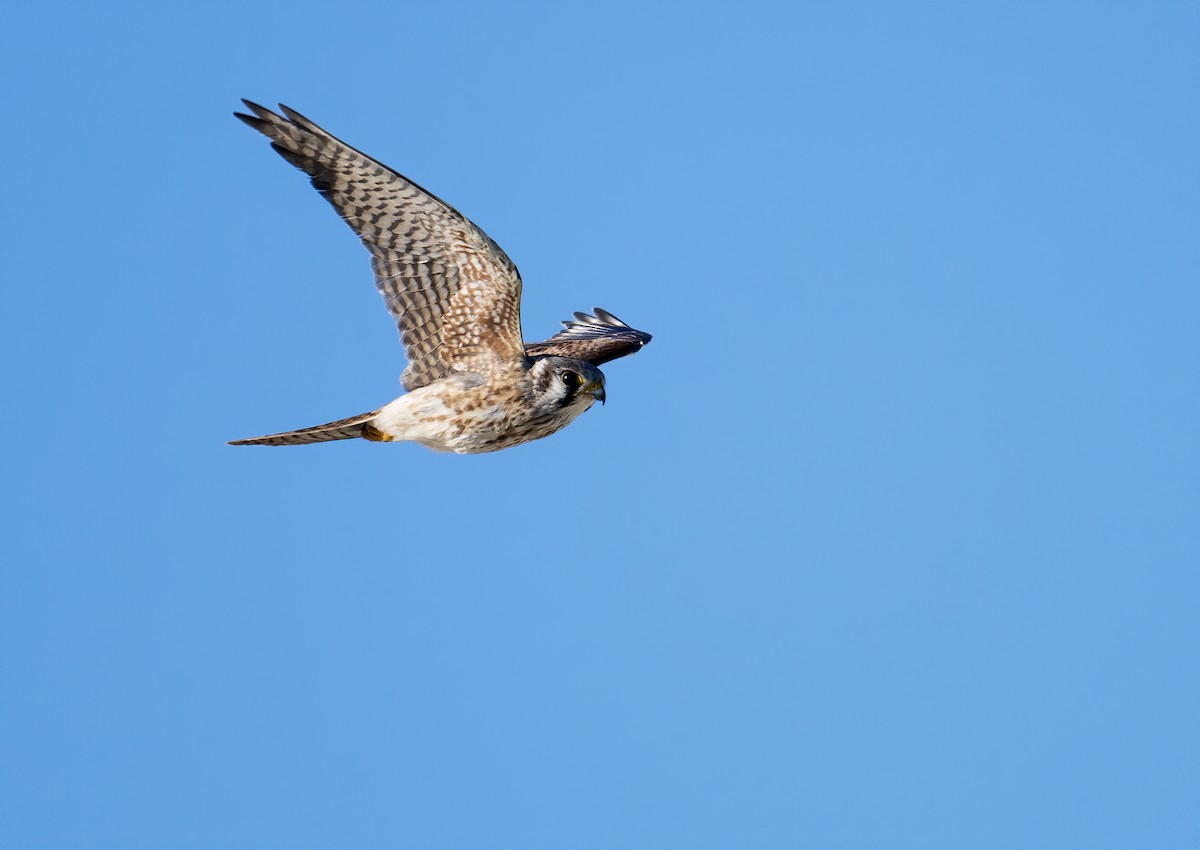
523, 308, 652, 366
236, 100, 526, 390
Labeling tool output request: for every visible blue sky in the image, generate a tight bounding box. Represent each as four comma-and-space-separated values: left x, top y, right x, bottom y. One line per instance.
3, 2, 1194, 847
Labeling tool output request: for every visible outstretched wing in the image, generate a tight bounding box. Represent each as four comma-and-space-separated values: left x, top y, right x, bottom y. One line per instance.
236, 100, 526, 390
523, 308, 652, 366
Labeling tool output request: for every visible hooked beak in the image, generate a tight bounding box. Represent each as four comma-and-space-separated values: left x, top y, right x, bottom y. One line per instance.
583, 380, 606, 405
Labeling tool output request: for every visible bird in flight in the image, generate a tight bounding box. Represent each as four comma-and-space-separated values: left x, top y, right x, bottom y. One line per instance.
229, 101, 650, 453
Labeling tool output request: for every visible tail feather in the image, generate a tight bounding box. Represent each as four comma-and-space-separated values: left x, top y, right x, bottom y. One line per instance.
228, 409, 381, 446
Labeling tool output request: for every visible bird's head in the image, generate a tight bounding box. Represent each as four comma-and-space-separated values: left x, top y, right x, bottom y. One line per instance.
529, 356, 606, 412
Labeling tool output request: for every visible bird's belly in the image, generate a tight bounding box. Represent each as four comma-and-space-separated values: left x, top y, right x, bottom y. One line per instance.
374, 386, 588, 454
452, 407, 582, 454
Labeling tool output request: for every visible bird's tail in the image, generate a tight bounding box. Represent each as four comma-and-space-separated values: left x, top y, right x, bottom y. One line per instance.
228, 409, 387, 446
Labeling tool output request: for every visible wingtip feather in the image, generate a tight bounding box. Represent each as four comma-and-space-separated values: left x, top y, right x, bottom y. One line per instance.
592, 307, 626, 326
239, 99, 278, 120
233, 111, 268, 131
278, 103, 322, 133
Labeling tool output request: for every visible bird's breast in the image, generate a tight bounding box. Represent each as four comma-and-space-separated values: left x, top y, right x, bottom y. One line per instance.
372, 373, 592, 454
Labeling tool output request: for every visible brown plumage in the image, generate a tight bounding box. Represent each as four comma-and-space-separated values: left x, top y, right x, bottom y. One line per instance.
229, 101, 650, 452
523, 308, 652, 365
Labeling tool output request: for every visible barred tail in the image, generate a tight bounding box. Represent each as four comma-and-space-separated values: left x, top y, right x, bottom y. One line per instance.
228, 409, 383, 446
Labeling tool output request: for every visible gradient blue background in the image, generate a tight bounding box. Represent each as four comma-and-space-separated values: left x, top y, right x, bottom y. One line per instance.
4, 2, 1194, 847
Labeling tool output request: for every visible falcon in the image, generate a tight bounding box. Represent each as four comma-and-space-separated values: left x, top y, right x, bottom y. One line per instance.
228, 100, 651, 453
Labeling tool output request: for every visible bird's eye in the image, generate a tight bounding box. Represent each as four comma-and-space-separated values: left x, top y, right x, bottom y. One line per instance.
561, 370, 582, 389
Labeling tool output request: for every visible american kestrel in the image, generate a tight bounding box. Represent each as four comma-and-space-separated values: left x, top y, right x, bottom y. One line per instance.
228, 101, 651, 453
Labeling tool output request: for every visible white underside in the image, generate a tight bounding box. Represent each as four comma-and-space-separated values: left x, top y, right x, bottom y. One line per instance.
372, 376, 595, 454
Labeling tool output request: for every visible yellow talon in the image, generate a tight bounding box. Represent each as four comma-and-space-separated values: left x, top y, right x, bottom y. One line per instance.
362, 424, 394, 442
